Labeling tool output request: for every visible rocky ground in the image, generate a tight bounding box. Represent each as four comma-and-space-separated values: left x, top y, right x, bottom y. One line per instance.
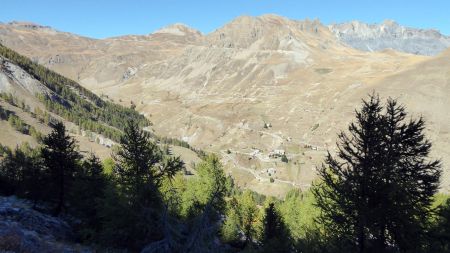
0, 196, 91, 253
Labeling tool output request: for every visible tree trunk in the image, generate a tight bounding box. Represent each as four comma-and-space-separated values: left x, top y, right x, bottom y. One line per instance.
358, 225, 365, 253
376, 224, 386, 252
54, 167, 65, 216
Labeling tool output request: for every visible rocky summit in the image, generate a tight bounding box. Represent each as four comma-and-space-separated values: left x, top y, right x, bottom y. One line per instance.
329, 20, 450, 56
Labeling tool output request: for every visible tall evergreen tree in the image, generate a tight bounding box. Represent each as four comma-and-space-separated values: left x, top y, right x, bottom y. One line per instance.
105, 120, 183, 249
41, 121, 81, 215
375, 98, 441, 251
263, 203, 281, 241
113, 120, 183, 205
313, 94, 441, 253
261, 203, 291, 253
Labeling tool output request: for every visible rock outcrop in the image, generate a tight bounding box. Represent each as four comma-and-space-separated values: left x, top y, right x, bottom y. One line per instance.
0, 196, 91, 253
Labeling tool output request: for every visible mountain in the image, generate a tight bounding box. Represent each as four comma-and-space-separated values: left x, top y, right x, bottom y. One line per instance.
329, 20, 450, 55
153, 23, 202, 37
0, 15, 449, 196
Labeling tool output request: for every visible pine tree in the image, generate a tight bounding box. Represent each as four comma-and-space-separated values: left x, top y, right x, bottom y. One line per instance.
261, 203, 291, 253
374, 98, 441, 251
221, 209, 241, 244
106, 120, 183, 249
263, 203, 280, 241
41, 121, 81, 215
114, 120, 165, 206
313, 94, 441, 252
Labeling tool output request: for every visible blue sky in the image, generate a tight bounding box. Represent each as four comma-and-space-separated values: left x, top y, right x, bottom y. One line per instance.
1, 0, 449, 38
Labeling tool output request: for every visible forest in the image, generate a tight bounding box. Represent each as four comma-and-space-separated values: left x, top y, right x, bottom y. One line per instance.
0, 94, 449, 253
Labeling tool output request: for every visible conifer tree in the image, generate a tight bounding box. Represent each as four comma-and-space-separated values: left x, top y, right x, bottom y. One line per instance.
113, 120, 179, 206
261, 202, 291, 253
313, 94, 441, 252
106, 120, 183, 249
41, 121, 81, 215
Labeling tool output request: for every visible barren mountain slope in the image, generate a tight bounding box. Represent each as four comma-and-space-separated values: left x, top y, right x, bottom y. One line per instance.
2, 15, 448, 196
353, 49, 450, 189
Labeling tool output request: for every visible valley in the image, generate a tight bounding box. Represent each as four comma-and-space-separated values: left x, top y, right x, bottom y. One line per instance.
1, 15, 449, 196
1, 3, 450, 251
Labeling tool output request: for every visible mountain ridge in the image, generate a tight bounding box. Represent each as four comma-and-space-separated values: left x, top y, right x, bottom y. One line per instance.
329, 20, 450, 55
4, 16, 448, 54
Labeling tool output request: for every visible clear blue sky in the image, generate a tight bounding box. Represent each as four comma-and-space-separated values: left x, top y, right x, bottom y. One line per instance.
1, 0, 449, 38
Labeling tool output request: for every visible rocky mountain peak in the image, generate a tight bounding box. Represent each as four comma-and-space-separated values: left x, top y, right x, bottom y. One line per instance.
206, 15, 331, 50
381, 19, 398, 27
329, 20, 450, 55
153, 23, 202, 37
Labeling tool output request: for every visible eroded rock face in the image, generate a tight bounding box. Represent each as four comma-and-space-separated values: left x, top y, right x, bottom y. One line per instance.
0, 196, 91, 253
329, 20, 450, 55
0, 56, 54, 97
